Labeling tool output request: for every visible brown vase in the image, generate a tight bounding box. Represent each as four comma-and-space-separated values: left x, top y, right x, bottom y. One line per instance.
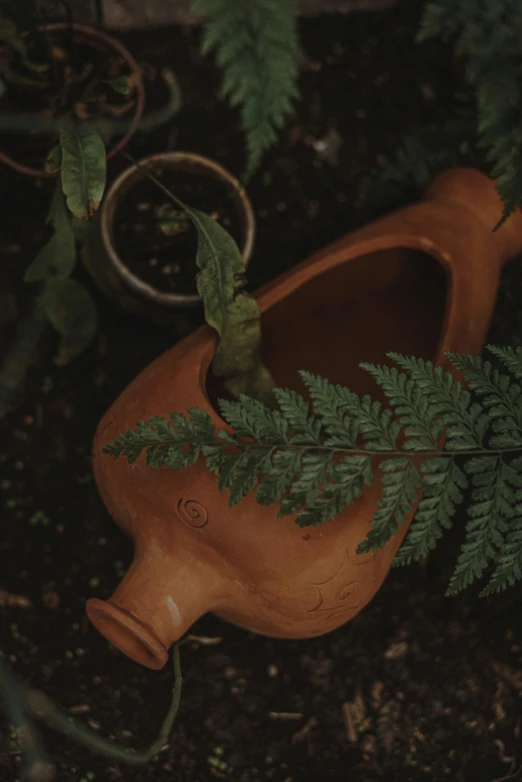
0, 23, 145, 178
87, 168, 522, 670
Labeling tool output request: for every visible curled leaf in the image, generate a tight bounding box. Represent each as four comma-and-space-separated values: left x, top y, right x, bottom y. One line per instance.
184, 205, 275, 405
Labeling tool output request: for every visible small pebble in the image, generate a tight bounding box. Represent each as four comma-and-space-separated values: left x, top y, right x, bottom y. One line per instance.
42, 591, 60, 609
384, 641, 408, 660
267, 664, 279, 678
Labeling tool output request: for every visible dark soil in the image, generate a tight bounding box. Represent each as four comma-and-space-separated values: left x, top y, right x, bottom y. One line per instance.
113, 169, 243, 295
2, 2, 522, 781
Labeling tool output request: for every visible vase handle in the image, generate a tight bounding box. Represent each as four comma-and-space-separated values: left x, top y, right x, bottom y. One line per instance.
426, 167, 522, 267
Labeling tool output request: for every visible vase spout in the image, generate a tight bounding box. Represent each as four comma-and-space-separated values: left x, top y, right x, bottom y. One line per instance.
86, 543, 223, 669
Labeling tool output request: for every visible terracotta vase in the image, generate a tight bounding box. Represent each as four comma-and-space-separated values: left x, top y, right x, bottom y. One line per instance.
87, 168, 522, 669
0, 23, 145, 178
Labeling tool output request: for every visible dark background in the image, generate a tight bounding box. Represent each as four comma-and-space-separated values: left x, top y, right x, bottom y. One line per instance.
2, 1, 522, 780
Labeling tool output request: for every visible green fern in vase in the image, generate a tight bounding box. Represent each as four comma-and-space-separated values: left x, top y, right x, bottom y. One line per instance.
105, 346, 522, 598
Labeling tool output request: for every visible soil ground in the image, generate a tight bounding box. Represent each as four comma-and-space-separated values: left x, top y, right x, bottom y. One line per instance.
2, 2, 522, 781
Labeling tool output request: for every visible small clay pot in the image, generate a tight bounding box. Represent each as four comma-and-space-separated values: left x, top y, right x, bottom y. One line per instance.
88, 168, 522, 669
82, 152, 256, 315
0, 23, 145, 178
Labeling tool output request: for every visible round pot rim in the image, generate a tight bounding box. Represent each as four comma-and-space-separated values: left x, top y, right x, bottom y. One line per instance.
99, 151, 256, 308
0, 22, 146, 178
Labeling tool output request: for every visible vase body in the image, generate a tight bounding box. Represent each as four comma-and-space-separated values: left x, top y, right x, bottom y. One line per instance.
87, 168, 522, 669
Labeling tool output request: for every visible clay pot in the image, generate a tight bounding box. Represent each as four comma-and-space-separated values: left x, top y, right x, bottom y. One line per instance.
82, 152, 256, 316
87, 168, 522, 669
0, 23, 145, 177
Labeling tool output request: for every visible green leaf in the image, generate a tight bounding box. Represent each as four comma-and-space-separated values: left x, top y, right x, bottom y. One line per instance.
44, 145, 62, 175
488, 345, 522, 379
179, 203, 275, 405
104, 75, 131, 95
193, 0, 299, 177
394, 457, 467, 565
359, 458, 421, 552
446, 456, 511, 595
24, 185, 76, 283
0, 18, 48, 74
60, 125, 107, 220
39, 278, 97, 362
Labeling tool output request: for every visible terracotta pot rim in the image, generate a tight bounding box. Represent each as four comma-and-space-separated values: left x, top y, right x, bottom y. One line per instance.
86, 597, 168, 669
0, 22, 146, 178
99, 151, 256, 309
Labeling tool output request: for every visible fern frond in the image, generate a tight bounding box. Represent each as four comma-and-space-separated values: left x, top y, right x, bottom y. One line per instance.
418, 0, 522, 222
487, 345, 522, 379
393, 457, 467, 565
361, 363, 443, 450
446, 456, 514, 595
448, 353, 522, 447
358, 458, 421, 553
388, 353, 490, 449
356, 120, 474, 219
105, 349, 522, 596
193, 0, 299, 178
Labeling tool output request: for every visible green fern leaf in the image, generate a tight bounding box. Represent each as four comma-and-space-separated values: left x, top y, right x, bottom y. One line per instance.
389, 353, 488, 449
448, 353, 522, 447
417, 0, 522, 221
446, 456, 512, 595
394, 457, 467, 565
193, 0, 299, 178
273, 387, 322, 445
487, 345, 522, 379
359, 458, 420, 552
361, 362, 443, 450
481, 524, 522, 595
300, 371, 360, 448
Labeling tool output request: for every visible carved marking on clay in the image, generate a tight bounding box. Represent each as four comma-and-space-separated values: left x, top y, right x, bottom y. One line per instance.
307, 555, 362, 619
347, 548, 375, 566
347, 546, 377, 584
176, 498, 208, 528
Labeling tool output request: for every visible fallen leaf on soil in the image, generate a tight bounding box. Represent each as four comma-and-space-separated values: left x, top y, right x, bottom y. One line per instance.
490, 660, 522, 692
268, 712, 303, 720
291, 716, 318, 744
342, 702, 358, 743
0, 590, 32, 608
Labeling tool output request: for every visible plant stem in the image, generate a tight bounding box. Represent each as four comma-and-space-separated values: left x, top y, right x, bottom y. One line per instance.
0, 300, 48, 419
109, 435, 522, 461
0, 69, 182, 135
25, 644, 183, 764
0, 654, 53, 782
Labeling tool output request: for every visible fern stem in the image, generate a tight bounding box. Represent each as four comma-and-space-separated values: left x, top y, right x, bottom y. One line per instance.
106, 437, 522, 462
